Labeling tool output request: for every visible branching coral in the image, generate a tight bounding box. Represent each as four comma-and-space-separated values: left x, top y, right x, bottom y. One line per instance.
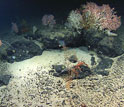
66, 2, 121, 35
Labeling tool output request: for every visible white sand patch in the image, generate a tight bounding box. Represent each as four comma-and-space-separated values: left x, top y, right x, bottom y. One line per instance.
0, 48, 100, 106
7, 48, 99, 77
1, 48, 124, 107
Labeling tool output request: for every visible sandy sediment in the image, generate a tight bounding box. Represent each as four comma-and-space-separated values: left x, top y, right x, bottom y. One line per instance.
0, 49, 124, 107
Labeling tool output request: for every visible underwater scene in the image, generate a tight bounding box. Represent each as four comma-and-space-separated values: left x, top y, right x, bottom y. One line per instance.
0, 0, 124, 106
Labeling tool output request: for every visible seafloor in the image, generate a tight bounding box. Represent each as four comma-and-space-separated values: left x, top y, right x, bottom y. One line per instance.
0, 16, 124, 107
0, 48, 124, 107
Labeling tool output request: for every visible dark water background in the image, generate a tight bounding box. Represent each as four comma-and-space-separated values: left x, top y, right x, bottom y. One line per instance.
0, 0, 123, 32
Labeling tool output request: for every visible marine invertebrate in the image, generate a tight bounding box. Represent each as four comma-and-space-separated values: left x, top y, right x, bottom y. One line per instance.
11, 22, 19, 33
69, 61, 89, 78
67, 2, 121, 35
67, 10, 83, 33
81, 2, 121, 31
42, 14, 56, 27
66, 61, 90, 89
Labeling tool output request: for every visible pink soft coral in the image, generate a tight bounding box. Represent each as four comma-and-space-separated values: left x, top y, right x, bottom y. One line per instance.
82, 2, 121, 31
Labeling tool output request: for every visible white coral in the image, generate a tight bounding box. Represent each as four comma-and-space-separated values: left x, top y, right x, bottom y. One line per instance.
67, 10, 83, 32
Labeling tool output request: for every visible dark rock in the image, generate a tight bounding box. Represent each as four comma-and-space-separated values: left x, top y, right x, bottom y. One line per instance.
112, 37, 124, 57
24, 34, 42, 40
0, 75, 11, 87
93, 57, 113, 76
42, 37, 59, 49
52, 65, 66, 74
21, 25, 124, 58
42, 34, 84, 49
96, 33, 124, 57
90, 54, 96, 66
82, 30, 104, 49
95, 70, 109, 76
96, 57, 113, 70
82, 29, 124, 57
2, 41, 43, 63
52, 63, 91, 79
53, 73, 61, 77
64, 35, 85, 47
49, 70, 55, 74
97, 45, 119, 57
68, 55, 78, 63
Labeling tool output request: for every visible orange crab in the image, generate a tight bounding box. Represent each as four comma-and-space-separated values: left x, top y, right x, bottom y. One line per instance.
66, 61, 89, 89
69, 61, 89, 78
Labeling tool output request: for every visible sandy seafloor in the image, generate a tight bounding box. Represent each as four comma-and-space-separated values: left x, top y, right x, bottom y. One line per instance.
0, 47, 124, 107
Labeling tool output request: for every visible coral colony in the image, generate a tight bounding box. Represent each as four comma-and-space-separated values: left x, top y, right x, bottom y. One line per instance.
67, 2, 121, 35
42, 14, 56, 27
81, 2, 121, 31
11, 22, 19, 33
